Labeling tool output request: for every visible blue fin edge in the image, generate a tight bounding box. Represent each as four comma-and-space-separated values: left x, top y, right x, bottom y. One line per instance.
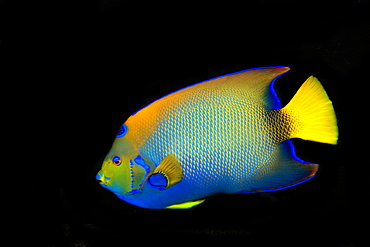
285, 140, 316, 165
236, 174, 316, 194
132, 66, 289, 116
268, 67, 290, 110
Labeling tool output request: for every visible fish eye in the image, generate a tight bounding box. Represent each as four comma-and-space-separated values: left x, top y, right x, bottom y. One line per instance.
116, 124, 128, 138
112, 156, 122, 166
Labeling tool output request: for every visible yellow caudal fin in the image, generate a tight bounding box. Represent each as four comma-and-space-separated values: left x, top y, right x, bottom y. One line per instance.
281, 76, 338, 144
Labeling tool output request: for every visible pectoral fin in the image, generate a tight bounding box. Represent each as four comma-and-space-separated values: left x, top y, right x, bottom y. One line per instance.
148, 154, 183, 189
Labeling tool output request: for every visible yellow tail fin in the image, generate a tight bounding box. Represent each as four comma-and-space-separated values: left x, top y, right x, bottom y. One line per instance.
281, 76, 338, 145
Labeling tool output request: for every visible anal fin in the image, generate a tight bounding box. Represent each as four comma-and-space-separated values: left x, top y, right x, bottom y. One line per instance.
238, 141, 318, 193
166, 199, 205, 209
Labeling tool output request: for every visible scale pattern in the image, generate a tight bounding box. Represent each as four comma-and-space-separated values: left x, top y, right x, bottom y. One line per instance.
132, 77, 281, 195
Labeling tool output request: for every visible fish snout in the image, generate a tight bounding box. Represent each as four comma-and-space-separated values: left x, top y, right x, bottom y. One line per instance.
96, 171, 103, 183
96, 172, 110, 186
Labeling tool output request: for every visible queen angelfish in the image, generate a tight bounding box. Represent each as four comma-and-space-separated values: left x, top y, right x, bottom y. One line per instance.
96, 66, 338, 209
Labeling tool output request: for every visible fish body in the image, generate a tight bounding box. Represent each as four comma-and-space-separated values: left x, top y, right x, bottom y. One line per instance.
96, 67, 338, 209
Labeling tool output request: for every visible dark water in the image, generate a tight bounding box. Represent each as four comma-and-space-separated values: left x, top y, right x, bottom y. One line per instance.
1, 0, 368, 246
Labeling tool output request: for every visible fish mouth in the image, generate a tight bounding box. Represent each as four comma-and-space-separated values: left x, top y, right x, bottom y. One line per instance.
96, 173, 114, 191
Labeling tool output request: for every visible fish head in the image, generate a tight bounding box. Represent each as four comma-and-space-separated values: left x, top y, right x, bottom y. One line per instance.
96, 124, 152, 197
96, 122, 187, 209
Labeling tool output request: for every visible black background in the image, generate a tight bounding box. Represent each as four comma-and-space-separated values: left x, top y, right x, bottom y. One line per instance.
1, 0, 368, 246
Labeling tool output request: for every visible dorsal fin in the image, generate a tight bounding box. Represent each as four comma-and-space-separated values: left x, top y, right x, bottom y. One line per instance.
131, 66, 290, 116
211, 66, 290, 109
